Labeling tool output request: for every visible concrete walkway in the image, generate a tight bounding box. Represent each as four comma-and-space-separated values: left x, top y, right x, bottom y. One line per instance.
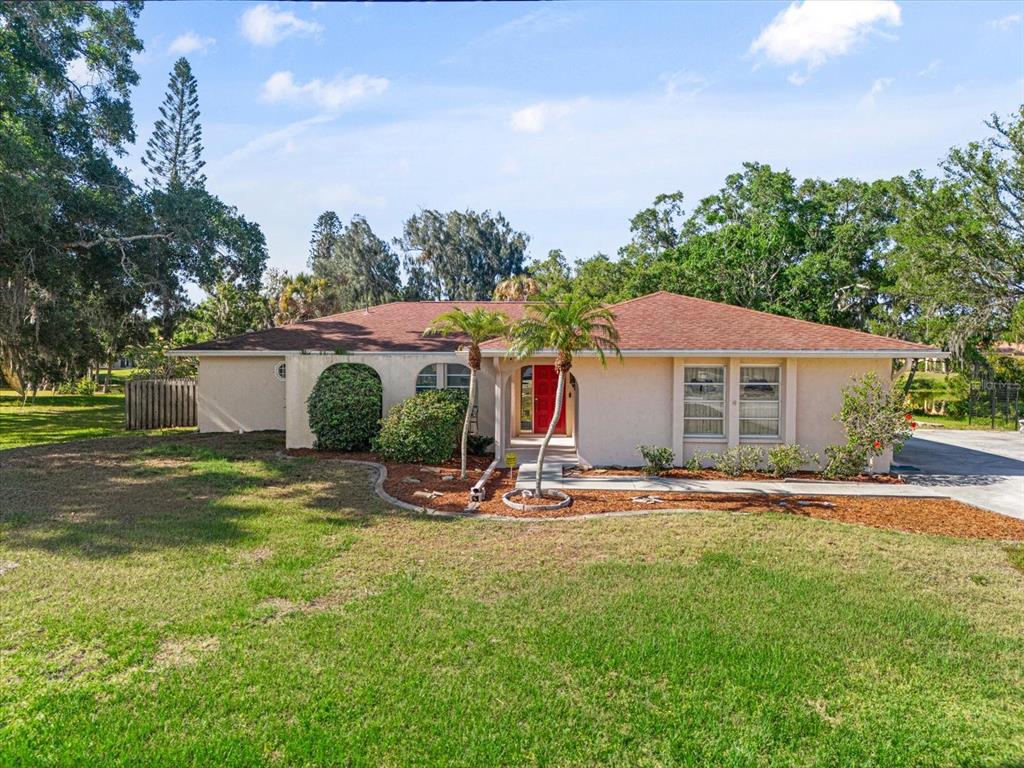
515, 462, 945, 498
896, 429, 1023, 520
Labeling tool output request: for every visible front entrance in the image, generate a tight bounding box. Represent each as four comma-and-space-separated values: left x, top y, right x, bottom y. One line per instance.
520, 364, 567, 435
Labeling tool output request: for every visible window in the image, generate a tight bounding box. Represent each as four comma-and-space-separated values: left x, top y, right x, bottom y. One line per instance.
274, 362, 287, 381
415, 364, 437, 394
446, 363, 471, 394
415, 363, 475, 399
519, 366, 533, 432
683, 366, 725, 436
740, 365, 780, 437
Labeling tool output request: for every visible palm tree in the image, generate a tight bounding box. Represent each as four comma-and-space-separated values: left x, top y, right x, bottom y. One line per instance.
425, 308, 510, 479
492, 273, 542, 301
509, 293, 621, 497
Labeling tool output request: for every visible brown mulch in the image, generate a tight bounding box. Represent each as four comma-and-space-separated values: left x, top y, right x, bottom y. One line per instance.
290, 449, 1024, 542
565, 466, 904, 484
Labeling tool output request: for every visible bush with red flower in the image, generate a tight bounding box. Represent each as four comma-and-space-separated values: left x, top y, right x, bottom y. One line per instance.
823, 372, 916, 478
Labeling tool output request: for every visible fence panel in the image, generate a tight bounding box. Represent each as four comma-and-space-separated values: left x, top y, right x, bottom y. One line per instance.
125, 378, 197, 431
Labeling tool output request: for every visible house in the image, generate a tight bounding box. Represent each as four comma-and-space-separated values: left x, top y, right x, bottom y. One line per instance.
170, 291, 941, 473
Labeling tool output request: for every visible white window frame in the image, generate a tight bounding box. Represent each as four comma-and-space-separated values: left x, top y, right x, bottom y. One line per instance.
683, 365, 726, 437
415, 362, 476, 401
739, 365, 781, 438
274, 361, 287, 381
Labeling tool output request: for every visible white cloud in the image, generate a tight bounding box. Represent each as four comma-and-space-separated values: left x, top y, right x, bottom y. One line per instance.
169, 32, 216, 55
787, 71, 811, 86
220, 114, 337, 165
510, 101, 579, 133
917, 59, 941, 77
261, 71, 390, 110
989, 13, 1022, 30
750, 0, 901, 82
860, 76, 894, 107
240, 4, 323, 46
661, 70, 709, 98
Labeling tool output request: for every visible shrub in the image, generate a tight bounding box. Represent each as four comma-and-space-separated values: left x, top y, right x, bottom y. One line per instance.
56, 376, 96, 395
307, 363, 382, 451
373, 389, 467, 464
822, 444, 867, 480
467, 434, 495, 456
710, 445, 765, 477
637, 444, 675, 475
836, 372, 915, 462
766, 444, 818, 478
685, 450, 714, 472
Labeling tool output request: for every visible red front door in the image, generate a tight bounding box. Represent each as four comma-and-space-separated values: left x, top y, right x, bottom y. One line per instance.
532, 365, 566, 435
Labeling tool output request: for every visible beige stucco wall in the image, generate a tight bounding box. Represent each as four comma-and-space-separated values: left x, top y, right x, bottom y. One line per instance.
571, 356, 675, 467
197, 356, 286, 433
493, 353, 896, 473
285, 353, 496, 450
794, 357, 894, 472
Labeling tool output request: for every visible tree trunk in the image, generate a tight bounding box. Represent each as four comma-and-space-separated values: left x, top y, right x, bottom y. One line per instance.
104, 355, 114, 394
534, 369, 566, 498
902, 358, 919, 397
460, 368, 476, 480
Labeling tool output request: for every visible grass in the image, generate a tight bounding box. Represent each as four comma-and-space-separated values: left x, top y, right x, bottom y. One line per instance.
0, 389, 189, 450
1, 432, 1023, 766
913, 411, 1022, 431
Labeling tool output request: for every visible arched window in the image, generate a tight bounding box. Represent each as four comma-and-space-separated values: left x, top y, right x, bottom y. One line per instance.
415, 364, 437, 394
445, 363, 470, 394
274, 361, 287, 381
414, 363, 476, 400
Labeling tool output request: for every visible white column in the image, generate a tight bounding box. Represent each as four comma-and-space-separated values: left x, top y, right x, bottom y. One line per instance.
672, 357, 684, 465
785, 357, 798, 444
493, 359, 507, 467
727, 358, 740, 448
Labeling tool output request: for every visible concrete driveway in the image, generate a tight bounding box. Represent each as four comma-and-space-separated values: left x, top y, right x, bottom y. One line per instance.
895, 429, 1024, 520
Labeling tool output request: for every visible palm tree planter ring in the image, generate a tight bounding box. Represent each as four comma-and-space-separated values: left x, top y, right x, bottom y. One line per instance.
501, 488, 572, 511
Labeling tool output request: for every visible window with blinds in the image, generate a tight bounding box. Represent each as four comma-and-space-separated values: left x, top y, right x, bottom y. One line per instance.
683, 366, 725, 436
739, 365, 780, 437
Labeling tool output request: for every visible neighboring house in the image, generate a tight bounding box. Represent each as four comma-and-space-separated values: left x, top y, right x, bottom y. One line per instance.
170, 291, 941, 472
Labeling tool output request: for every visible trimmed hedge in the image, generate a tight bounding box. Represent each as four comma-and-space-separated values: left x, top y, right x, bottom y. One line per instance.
307, 363, 382, 451
373, 388, 467, 464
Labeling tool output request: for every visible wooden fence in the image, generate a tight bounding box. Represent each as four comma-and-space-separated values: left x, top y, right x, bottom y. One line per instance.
125, 378, 197, 430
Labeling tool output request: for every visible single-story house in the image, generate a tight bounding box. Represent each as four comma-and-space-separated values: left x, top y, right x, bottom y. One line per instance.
170, 291, 941, 473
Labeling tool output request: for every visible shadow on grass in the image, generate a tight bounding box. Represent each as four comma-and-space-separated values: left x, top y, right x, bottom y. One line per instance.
0, 432, 391, 559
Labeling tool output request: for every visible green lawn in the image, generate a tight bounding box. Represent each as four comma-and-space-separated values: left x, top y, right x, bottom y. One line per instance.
913, 411, 1022, 431
0, 389, 190, 450
1, 433, 1022, 766
0, 390, 127, 449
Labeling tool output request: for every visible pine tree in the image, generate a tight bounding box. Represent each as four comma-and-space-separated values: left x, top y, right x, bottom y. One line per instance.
142, 57, 205, 190
308, 211, 344, 273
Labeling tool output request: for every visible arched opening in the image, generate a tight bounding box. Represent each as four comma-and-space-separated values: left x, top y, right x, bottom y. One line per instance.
307, 362, 383, 451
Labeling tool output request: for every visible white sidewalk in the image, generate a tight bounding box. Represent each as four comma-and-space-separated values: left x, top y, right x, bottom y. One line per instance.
515, 462, 946, 498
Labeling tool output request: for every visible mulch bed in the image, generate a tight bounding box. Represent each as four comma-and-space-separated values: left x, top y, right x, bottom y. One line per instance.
565, 466, 904, 484
287, 449, 1024, 542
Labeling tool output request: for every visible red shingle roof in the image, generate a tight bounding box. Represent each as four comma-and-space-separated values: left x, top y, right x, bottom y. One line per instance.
174, 292, 937, 355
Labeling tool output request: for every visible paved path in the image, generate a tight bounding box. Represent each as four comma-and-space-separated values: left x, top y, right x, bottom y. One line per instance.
895, 429, 1024, 520
516, 462, 944, 498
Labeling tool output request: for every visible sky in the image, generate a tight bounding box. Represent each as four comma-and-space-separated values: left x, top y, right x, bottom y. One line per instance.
123, 1, 1024, 286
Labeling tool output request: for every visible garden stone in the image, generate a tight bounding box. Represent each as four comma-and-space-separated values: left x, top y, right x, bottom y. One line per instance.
401, 476, 421, 485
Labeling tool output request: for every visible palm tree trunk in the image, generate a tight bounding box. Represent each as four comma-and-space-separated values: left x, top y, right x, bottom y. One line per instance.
534, 369, 565, 497
460, 369, 475, 480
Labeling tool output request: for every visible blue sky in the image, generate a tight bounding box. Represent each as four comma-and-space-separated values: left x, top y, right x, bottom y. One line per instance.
124, 1, 1024, 283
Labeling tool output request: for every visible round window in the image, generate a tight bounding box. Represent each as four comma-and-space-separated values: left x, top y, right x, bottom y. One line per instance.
275, 362, 287, 381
